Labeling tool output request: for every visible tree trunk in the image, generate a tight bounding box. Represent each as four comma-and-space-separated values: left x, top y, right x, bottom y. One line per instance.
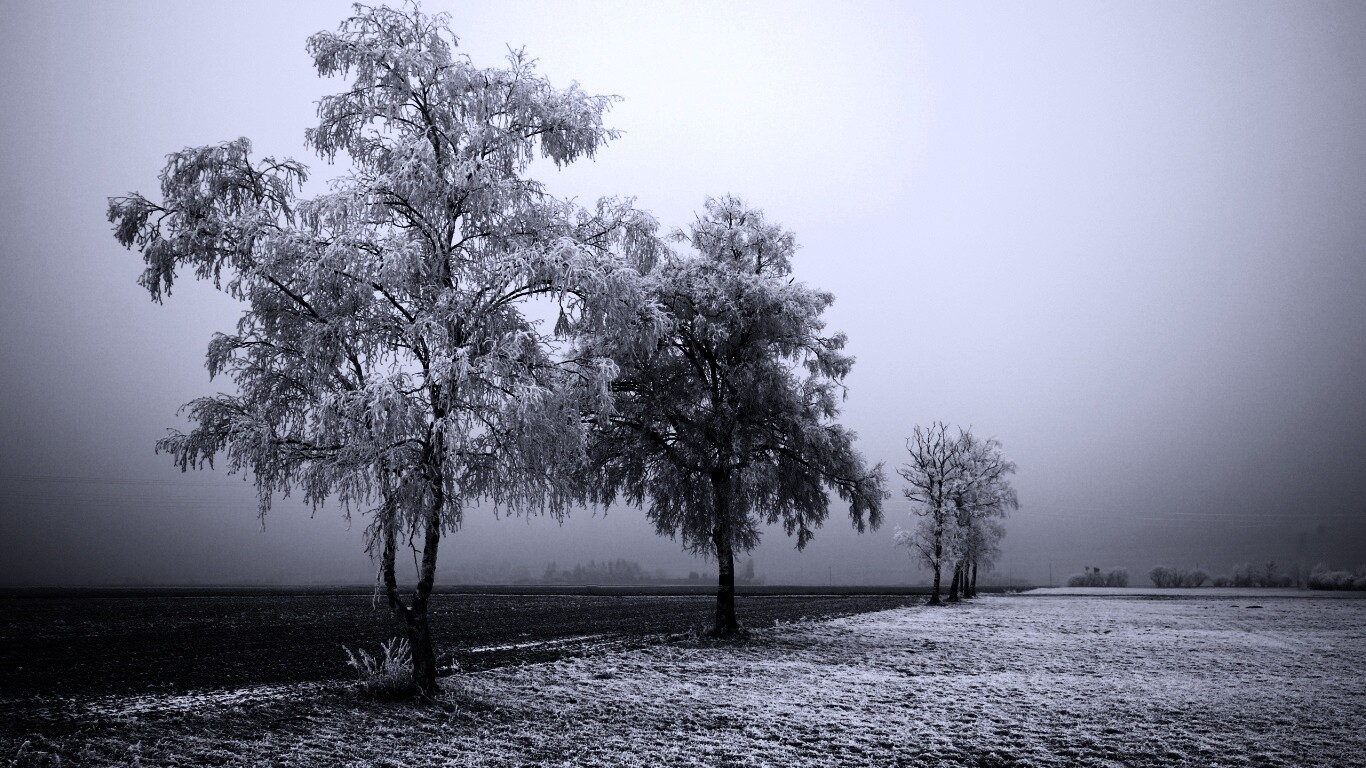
929, 518, 943, 606
713, 531, 739, 636
380, 492, 444, 698
947, 560, 961, 602
403, 609, 438, 696
408, 501, 443, 696
969, 561, 978, 597
710, 470, 740, 637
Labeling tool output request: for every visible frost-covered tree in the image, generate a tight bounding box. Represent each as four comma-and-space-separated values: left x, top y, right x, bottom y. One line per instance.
894, 423, 962, 605
946, 432, 1017, 600
894, 423, 1016, 604
107, 3, 658, 695
582, 196, 886, 637
894, 515, 944, 596
958, 515, 1006, 597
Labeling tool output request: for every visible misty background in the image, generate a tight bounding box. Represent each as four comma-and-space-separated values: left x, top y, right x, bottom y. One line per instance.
2, 1, 1364, 587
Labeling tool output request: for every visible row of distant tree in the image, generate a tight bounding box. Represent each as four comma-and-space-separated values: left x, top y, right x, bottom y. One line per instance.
107, 3, 1037, 700
1067, 561, 1364, 590
1067, 567, 1130, 588
106, 4, 900, 695
535, 559, 762, 586
1308, 567, 1366, 591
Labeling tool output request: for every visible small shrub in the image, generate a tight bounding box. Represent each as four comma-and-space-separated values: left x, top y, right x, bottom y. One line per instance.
344, 637, 414, 700
1212, 575, 1230, 588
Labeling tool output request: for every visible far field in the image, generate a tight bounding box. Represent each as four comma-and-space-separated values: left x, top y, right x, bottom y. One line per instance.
0, 590, 917, 698
4, 591, 1364, 766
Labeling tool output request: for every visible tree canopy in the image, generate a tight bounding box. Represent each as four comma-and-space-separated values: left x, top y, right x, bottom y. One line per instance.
108, 2, 659, 694
582, 195, 886, 635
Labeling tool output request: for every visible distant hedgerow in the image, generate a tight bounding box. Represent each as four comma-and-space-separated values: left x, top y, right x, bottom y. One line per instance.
1307, 565, 1366, 591
1066, 567, 1129, 587
1148, 566, 1207, 588
1226, 561, 1294, 588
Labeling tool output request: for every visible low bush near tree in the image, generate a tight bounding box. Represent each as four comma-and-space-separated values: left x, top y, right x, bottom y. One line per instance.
344, 637, 414, 700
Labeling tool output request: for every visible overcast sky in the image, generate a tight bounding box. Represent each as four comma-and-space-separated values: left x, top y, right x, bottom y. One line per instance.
2, 1, 1364, 587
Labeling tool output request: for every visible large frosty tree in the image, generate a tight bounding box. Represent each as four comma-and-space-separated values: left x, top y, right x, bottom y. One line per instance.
107, 3, 658, 695
583, 196, 886, 637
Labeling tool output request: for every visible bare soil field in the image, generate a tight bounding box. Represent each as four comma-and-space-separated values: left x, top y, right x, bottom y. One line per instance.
0, 592, 913, 697
4, 593, 1364, 767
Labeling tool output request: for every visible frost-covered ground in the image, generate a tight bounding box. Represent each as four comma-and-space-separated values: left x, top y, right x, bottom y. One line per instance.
1024, 586, 1366, 598
6, 594, 1364, 767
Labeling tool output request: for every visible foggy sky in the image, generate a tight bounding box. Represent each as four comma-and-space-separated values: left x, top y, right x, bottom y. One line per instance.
2, 1, 1364, 587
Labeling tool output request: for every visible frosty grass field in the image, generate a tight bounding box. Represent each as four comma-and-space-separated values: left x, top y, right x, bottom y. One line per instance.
5, 591, 1363, 767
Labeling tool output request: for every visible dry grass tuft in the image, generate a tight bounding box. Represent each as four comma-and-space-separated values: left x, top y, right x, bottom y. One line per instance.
343, 637, 414, 701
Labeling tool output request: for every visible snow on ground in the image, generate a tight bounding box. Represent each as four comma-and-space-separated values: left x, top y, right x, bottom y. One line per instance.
6, 594, 1364, 767
1024, 586, 1366, 598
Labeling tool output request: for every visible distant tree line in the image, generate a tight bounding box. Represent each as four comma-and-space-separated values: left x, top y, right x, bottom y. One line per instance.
1211, 561, 1292, 588
1067, 567, 1129, 588
540, 559, 648, 585
1148, 566, 1208, 588
535, 559, 763, 586
1142, 561, 1366, 590
1306, 565, 1366, 591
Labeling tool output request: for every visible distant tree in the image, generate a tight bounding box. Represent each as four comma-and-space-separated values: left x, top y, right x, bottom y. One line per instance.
894, 423, 961, 605
946, 431, 1017, 600
108, 4, 657, 696
960, 516, 1006, 596
895, 423, 1015, 604
582, 196, 886, 636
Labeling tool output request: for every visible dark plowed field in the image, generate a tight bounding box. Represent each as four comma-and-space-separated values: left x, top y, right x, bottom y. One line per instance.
0, 592, 917, 700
